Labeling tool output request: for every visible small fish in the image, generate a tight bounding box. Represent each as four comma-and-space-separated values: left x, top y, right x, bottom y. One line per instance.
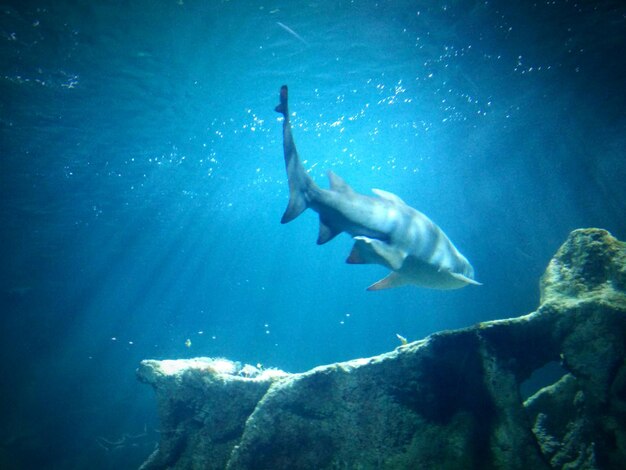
276, 21, 309, 46
396, 334, 408, 345
185, 339, 192, 348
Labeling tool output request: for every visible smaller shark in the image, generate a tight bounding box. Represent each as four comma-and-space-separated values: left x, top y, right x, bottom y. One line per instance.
275, 85, 481, 291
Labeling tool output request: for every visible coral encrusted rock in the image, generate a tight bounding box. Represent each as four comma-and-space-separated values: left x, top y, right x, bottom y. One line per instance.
138, 228, 626, 470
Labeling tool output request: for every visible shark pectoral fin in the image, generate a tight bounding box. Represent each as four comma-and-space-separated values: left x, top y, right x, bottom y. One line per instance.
317, 217, 341, 245
346, 237, 374, 264
356, 236, 406, 270
346, 244, 366, 264
449, 272, 482, 286
367, 272, 409, 291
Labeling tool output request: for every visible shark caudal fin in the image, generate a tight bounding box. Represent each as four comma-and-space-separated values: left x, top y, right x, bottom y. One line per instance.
275, 85, 289, 116
275, 85, 318, 224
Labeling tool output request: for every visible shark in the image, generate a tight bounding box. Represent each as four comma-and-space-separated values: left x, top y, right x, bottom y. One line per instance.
274, 85, 481, 291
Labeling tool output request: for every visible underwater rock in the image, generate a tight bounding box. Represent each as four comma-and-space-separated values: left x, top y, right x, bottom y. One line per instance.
136, 358, 287, 469
138, 228, 626, 470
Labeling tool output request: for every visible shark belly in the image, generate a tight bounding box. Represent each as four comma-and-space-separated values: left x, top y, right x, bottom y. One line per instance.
342, 202, 477, 290
312, 187, 477, 290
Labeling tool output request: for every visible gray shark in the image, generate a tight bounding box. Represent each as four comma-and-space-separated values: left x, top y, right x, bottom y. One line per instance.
275, 85, 481, 291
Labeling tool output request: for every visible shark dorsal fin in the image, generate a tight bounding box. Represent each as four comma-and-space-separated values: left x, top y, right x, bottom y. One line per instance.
328, 171, 352, 193
372, 188, 405, 205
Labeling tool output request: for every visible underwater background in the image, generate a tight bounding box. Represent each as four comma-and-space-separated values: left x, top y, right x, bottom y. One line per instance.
1, 0, 625, 468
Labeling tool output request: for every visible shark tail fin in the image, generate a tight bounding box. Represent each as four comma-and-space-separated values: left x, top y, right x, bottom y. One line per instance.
274, 85, 289, 116
277, 85, 317, 224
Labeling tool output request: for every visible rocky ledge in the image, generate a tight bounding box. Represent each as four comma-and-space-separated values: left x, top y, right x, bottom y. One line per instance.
137, 228, 626, 469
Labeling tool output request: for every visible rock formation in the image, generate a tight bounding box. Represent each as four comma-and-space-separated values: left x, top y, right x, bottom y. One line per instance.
137, 228, 626, 469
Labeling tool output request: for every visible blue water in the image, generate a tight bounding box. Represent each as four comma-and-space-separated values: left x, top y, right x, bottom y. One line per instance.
1, 0, 625, 468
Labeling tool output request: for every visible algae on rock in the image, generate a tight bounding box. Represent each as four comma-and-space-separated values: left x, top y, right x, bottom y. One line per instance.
138, 228, 626, 470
